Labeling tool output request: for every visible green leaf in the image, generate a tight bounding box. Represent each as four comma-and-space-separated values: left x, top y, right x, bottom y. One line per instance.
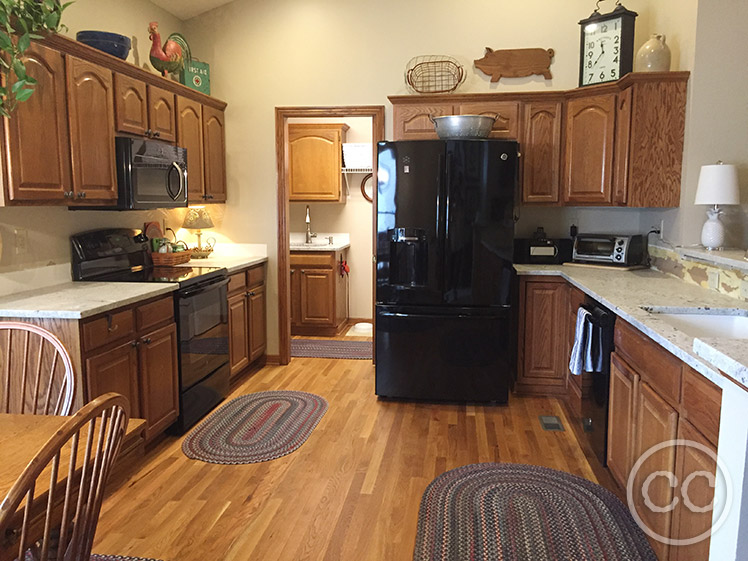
11, 79, 26, 93
12, 59, 26, 80
25, 75, 36, 85
44, 11, 59, 28
43, 0, 55, 10
17, 33, 29, 53
0, 30, 11, 50
14, 88, 33, 102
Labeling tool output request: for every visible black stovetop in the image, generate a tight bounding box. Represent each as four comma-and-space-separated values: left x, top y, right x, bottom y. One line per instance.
92, 265, 226, 288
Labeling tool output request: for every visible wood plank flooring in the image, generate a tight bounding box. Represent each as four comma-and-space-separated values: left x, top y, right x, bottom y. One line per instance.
94, 357, 605, 560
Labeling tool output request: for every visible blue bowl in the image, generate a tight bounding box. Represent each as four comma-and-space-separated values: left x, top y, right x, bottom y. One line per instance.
76, 31, 131, 60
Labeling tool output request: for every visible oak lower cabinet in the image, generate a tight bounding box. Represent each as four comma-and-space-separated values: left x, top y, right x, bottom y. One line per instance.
516, 276, 568, 395
227, 263, 267, 381
290, 250, 348, 336
607, 353, 638, 488
288, 123, 348, 202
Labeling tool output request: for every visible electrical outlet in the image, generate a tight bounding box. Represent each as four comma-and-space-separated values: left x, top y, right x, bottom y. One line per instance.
708, 270, 720, 291
13, 228, 28, 255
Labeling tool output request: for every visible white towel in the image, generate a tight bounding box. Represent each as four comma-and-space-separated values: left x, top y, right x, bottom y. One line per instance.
569, 307, 592, 376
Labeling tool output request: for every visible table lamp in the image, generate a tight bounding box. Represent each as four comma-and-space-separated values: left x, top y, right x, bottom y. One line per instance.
182, 207, 214, 251
694, 161, 740, 251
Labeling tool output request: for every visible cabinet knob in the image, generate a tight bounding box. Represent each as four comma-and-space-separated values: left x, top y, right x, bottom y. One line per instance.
145, 129, 152, 137
290, 270, 295, 275
246, 291, 256, 297
142, 337, 152, 344
154, 131, 161, 138
82, 192, 86, 198
131, 340, 140, 347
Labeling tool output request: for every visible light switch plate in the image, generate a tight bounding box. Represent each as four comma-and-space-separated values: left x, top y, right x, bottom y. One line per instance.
708, 270, 720, 291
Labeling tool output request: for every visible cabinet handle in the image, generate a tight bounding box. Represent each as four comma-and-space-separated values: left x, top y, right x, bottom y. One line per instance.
301, 270, 306, 275
154, 131, 161, 138
290, 270, 295, 275
246, 291, 256, 297
142, 337, 152, 344
106, 315, 118, 332
145, 128, 152, 137
131, 340, 139, 347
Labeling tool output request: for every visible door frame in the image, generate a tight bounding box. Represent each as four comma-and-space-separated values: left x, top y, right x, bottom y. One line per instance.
275, 105, 385, 365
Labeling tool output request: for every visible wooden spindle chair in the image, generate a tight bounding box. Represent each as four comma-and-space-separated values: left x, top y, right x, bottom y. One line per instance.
0, 393, 129, 561
0, 322, 76, 416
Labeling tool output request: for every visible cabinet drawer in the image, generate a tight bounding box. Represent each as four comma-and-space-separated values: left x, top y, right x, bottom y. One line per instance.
614, 319, 682, 405
681, 366, 721, 445
290, 252, 334, 268
136, 296, 174, 332
247, 264, 265, 288
227, 272, 247, 295
82, 309, 135, 352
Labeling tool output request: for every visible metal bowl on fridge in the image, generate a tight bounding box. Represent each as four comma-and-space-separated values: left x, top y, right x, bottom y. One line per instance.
429, 114, 498, 139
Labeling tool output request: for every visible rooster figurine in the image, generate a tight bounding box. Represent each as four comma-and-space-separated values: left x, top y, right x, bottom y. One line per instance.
148, 21, 191, 76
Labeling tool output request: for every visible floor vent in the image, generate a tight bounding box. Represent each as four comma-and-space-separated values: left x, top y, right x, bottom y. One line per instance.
539, 415, 565, 432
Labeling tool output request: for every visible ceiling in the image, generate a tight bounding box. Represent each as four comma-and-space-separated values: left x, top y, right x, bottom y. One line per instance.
150, 0, 235, 20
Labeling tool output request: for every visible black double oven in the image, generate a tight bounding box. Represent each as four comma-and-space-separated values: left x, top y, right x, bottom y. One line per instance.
71, 228, 230, 432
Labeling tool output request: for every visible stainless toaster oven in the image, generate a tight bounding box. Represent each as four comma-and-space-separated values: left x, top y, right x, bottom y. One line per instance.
572, 234, 645, 266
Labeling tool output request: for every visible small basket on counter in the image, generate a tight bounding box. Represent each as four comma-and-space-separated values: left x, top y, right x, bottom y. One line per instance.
151, 251, 191, 266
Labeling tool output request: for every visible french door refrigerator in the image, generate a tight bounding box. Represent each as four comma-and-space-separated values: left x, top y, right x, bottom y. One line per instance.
375, 139, 518, 403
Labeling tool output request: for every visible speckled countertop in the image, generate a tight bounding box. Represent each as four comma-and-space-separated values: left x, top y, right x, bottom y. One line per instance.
515, 264, 748, 391
0, 282, 178, 320
175, 255, 267, 275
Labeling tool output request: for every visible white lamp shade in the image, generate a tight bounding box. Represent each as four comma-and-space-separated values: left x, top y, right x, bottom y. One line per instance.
694, 163, 740, 205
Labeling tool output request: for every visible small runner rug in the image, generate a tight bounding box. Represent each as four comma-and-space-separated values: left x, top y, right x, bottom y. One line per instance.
182, 390, 328, 464
291, 339, 372, 360
414, 463, 656, 561
91, 556, 163, 561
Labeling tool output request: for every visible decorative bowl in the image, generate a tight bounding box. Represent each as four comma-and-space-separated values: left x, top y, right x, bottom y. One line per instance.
76, 31, 131, 60
429, 114, 498, 139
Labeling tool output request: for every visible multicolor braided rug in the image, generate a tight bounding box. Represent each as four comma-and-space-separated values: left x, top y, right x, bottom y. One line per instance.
91, 556, 163, 561
182, 391, 328, 464
291, 339, 372, 360
414, 463, 656, 561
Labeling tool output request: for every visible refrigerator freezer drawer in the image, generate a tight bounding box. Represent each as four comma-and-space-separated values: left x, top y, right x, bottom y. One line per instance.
375, 306, 513, 403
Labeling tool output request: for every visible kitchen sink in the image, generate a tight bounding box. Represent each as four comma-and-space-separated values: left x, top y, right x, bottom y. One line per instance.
641, 306, 748, 339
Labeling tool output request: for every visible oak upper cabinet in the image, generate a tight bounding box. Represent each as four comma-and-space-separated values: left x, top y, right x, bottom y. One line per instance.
392, 102, 452, 140
202, 105, 227, 202
455, 101, 521, 139
522, 100, 563, 204
66, 55, 117, 202
563, 93, 616, 205
291, 250, 348, 336
288, 123, 348, 202
3, 42, 71, 204
516, 276, 568, 395
227, 264, 267, 381
176, 96, 205, 203
113, 73, 148, 137
147, 85, 176, 142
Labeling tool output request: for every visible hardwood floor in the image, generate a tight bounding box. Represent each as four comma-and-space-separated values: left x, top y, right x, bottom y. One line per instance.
94, 357, 605, 560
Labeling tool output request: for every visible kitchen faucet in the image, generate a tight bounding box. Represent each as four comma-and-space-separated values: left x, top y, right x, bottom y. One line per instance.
305, 205, 316, 243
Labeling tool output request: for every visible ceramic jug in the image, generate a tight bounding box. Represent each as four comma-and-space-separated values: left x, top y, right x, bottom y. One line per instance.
635, 34, 671, 72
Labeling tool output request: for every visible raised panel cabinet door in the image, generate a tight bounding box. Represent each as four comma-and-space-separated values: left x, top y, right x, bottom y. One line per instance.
113, 73, 148, 136
455, 101, 521, 139
5, 42, 71, 202
66, 55, 117, 200
522, 100, 562, 204
228, 292, 250, 378
176, 96, 205, 203
248, 284, 267, 362
85, 341, 140, 418
300, 268, 335, 325
288, 124, 347, 201
202, 105, 227, 202
563, 93, 616, 205
607, 353, 639, 489
290, 268, 302, 327
147, 85, 176, 142
633, 380, 679, 561
138, 322, 179, 440
392, 103, 452, 140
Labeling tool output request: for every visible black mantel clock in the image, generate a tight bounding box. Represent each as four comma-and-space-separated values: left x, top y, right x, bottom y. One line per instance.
579, 2, 638, 87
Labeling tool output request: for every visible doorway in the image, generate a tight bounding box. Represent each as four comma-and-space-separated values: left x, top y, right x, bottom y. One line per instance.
275, 106, 385, 365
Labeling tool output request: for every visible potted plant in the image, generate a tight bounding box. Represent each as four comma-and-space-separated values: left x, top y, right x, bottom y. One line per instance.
0, 0, 73, 117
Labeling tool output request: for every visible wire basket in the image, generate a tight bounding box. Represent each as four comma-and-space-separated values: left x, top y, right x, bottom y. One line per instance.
151, 252, 191, 266
405, 55, 465, 94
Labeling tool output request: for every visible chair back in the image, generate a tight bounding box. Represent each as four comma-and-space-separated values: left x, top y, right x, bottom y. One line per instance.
0, 393, 129, 561
0, 321, 76, 415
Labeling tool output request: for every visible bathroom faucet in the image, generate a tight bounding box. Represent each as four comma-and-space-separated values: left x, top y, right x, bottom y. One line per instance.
305, 205, 316, 243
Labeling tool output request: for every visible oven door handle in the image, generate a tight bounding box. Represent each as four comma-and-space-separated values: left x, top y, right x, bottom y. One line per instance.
170, 161, 186, 201
178, 277, 229, 298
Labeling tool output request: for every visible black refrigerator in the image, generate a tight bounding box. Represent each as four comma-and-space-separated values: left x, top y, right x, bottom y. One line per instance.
375, 139, 518, 403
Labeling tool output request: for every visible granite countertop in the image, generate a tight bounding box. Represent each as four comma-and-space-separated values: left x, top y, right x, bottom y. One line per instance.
175, 255, 268, 275
289, 242, 351, 252
0, 282, 178, 320
289, 232, 350, 252
515, 264, 748, 391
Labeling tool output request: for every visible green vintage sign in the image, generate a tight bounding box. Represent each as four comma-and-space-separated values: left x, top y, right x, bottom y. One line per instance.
180, 60, 210, 95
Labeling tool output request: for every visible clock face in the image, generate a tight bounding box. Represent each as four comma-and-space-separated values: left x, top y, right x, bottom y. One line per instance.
582, 16, 623, 85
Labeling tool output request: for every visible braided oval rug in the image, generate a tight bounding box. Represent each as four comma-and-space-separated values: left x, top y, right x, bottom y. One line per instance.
414, 463, 656, 561
182, 391, 328, 464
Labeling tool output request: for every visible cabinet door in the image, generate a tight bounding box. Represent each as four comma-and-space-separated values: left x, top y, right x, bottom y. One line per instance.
455, 101, 521, 139
176, 96, 205, 203
563, 93, 616, 205
113, 73, 148, 136
202, 105, 227, 202
248, 284, 267, 362
85, 341, 140, 418
290, 268, 302, 327
66, 56, 117, 201
138, 323, 179, 440
613, 87, 632, 205
148, 85, 176, 142
522, 100, 562, 204
517, 278, 568, 394
288, 124, 345, 201
392, 103, 452, 140
300, 268, 335, 325
228, 292, 250, 378
633, 380, 679, 561
4, 42, 71, 203
670, 419, 717, 561
607, 353, 639, 488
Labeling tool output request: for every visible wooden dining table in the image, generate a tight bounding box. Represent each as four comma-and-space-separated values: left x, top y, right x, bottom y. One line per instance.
0, 414, 146, 561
